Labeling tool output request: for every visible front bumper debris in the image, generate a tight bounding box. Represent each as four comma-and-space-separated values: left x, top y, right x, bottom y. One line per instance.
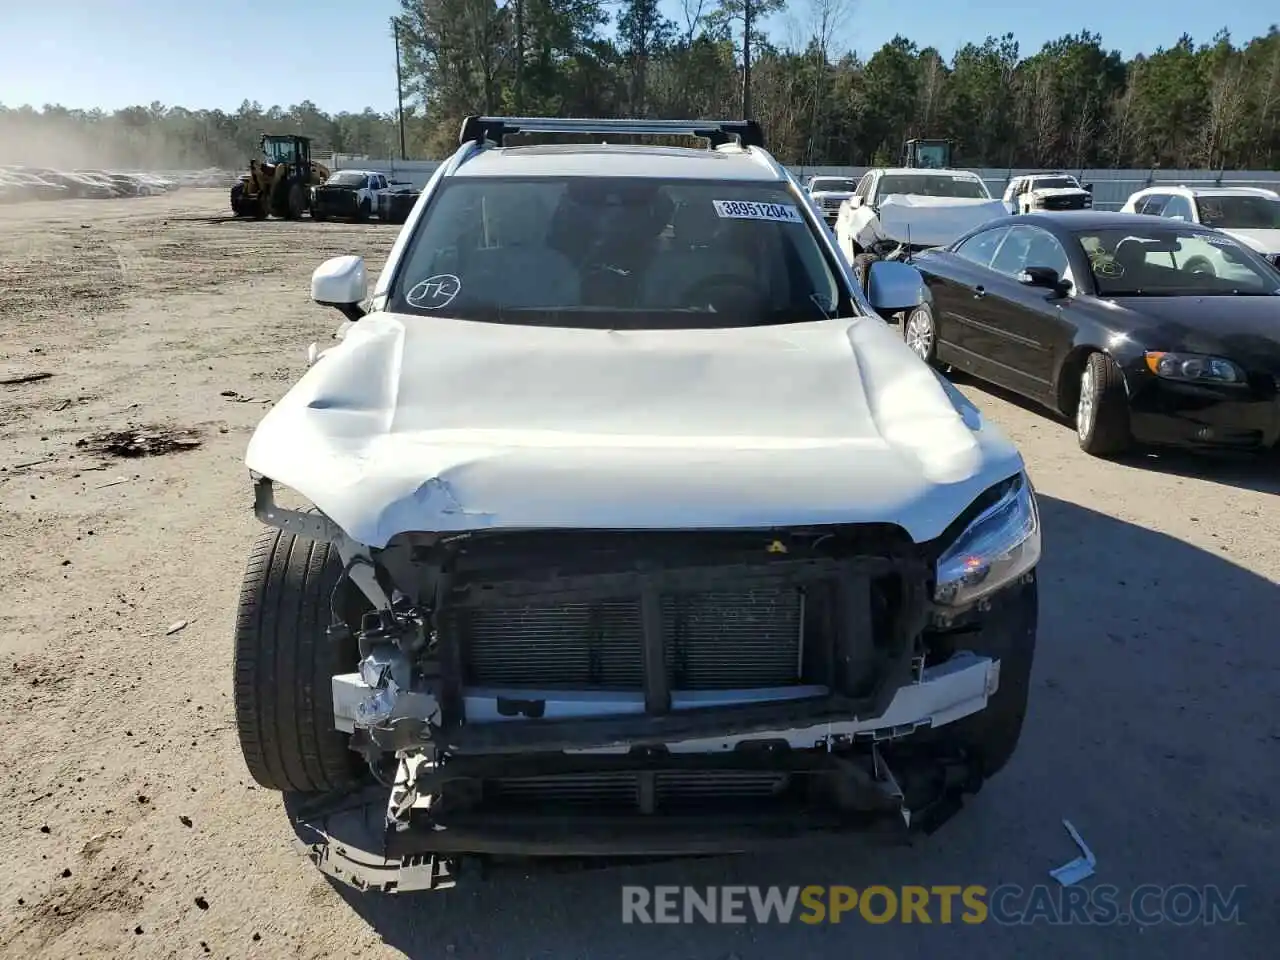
298, 652, 996, 894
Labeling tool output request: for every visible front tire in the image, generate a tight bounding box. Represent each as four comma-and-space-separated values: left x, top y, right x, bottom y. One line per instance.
902, 303, 940, 367
356, 198, 371, 223
1076, 352, 1132, 457
233, 528, 363, 793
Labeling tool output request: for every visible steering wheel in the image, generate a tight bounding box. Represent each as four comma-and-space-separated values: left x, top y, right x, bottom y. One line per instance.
1182, 255, 1216, 277
682, 274, 760, 315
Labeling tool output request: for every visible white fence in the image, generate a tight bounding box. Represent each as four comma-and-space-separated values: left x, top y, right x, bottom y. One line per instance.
330, 154, 1280, 210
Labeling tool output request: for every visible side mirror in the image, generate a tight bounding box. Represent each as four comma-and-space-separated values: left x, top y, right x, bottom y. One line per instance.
847, 196, 863, 208
312, 255, 367, 323
1018, 266, 1072, 294
1083, 183, 1094, 193
866, 260, 925, 314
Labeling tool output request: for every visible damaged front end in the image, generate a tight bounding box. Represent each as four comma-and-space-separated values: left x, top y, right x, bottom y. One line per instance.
254, 473, 1036, 893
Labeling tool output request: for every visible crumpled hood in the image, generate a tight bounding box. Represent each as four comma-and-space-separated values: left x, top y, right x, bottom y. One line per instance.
1220, 227, 1280, 255
245, 313, 1023, 548
875, 195, 1009, 247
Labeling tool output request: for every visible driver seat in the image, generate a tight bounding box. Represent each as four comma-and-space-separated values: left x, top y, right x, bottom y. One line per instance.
641, 201, 757, 308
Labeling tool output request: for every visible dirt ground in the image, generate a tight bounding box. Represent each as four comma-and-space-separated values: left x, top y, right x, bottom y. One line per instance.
0, 189, 1276, 960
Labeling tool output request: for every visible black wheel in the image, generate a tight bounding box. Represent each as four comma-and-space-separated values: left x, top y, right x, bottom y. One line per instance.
1076, 351, 1132, 456
312, 208, 328, 222
921, 576, 1038, 779
233, 527, 364, 793
285, 183, 306, 220
230, 181, 245, 216
356, 198, 372, 223
902, 303, 939, 366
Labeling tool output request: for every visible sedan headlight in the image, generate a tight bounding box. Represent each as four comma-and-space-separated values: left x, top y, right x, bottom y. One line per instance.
1144, 351, 1245, 384
935, 473, 1041, 607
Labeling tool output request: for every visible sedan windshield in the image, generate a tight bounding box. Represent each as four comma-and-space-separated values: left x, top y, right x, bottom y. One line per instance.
879, 174, 990, 200
810, 178, 857, 193
1194, 194, 1280, 230
1076, 226, 1280, 297
389, 177, 851, 328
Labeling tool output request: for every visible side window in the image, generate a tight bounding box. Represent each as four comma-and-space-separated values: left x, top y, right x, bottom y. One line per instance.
1162, 195, 1193, 221
987, 225, 1073, 284
1136, 194, 1168, 216
954, 227, 1009, 268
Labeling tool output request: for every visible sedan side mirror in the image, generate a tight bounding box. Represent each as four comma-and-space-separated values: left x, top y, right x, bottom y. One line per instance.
1018, 266, 1072, 295
866, 260, 925, 315
1083, 183, 1094, 193
312, 255, 368, 322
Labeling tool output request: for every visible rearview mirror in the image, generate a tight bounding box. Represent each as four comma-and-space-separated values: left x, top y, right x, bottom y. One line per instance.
1018, 266, 1072, 294
866, 260, 925, 314
312, 255, 367, 322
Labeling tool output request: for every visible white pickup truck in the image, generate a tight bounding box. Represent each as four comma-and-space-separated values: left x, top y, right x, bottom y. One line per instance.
1002, 173, 1093, 214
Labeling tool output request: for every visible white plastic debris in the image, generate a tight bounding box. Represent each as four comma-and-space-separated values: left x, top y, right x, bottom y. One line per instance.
1049, 819, 1097, 886
165, 620, 189, 636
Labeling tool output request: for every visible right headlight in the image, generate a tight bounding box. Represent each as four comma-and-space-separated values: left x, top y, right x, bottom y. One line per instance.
935, 473, 1041, 607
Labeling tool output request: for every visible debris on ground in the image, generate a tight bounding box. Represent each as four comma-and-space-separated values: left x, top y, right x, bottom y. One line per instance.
1049, 819, 1097, 885
77, 426, 203, 458
166, 620, 189, 636
96, 478, 131, 489
220, 390, 269, 404
0, 371, 53, 386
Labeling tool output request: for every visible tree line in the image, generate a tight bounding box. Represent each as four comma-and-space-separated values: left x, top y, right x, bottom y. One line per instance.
3, 2, 1278, 171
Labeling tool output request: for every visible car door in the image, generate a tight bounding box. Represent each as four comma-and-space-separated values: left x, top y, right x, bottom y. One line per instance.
967, 225, 1077, 398
922, 224, 1010, 375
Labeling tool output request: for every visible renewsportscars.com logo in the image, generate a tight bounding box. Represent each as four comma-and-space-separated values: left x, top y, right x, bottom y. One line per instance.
621, 884, 1247, 926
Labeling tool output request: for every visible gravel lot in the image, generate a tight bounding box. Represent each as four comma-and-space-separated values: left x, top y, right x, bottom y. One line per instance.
1, 189, 1276, 960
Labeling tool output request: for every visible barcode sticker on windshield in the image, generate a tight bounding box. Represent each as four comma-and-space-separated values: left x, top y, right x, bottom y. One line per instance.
713, 200, 803, 223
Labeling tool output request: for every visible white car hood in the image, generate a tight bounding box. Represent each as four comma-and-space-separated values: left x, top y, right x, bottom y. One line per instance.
1219, 227, 1280, 254
875, 195, 1010, 247
811, 191, 855, 202
245, 313, 1023, 548
1028, 187, 1088, 199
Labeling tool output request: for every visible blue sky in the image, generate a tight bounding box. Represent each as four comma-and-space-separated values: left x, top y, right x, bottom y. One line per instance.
0, 0, 1274, 114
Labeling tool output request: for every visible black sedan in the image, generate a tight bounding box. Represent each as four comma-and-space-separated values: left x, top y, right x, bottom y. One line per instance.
900, 211, 1280, 456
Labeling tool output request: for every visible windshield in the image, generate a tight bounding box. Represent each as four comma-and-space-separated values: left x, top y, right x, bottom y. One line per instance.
326, 171, 368, 187
389, 177, 852, 328
263, 138, 298, 164
1076, 226, 1279, 297
1030, 177, 1079, 190
1194, 194, 1280, 230
879, 174, 989, 200
810, 178, 857, 193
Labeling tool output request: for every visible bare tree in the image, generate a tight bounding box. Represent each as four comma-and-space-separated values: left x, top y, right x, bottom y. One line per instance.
1199, 58, 1248, 167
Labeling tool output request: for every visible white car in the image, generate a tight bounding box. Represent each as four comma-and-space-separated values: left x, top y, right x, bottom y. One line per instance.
1002, 173, 1093, 214
232, 116, 1041, 893
806, 175, 860, 226
1120, 186, 1280, 270
835, 167, 1010, 269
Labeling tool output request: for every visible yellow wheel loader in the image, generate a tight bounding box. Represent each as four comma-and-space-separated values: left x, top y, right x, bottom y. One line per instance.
230, 135, 330, 220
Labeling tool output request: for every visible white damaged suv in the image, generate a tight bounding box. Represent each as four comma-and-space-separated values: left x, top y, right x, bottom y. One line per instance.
232, 117, 1042, 893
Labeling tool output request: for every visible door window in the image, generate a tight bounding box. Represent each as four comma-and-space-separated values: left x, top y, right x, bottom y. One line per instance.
1161, 195, 1194, 221
990, 225, 1071, 280
1135, 194, 1168, 216
954, 227, 1009, 268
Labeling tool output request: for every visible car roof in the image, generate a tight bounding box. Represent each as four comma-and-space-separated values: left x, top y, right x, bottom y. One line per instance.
453, 143, 785, 181
1000, 211, 1221, 231
876, 167, 981, 178
1132, 185, 1278, 198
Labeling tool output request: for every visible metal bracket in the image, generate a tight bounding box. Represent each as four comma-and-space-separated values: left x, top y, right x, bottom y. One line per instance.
872, 743, 911, 829
303, 837, 458, 894
252, 477, 341, 543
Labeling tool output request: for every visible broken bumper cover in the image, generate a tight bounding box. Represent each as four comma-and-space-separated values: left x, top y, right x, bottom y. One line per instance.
299, 653, 997, 893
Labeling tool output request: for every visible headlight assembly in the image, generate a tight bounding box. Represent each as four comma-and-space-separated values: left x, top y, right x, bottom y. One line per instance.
935, 473, 1041, 607
1144, 351, 1245, 385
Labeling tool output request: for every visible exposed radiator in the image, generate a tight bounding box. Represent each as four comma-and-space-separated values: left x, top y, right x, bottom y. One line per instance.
485, 770, 791, 812
458, 586, 804, 691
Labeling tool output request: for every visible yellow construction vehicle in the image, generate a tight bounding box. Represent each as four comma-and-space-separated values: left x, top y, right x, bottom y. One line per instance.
230, 134, 330, 219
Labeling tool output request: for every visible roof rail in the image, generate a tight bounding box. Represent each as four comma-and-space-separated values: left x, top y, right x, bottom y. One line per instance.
457, 116, 764, 150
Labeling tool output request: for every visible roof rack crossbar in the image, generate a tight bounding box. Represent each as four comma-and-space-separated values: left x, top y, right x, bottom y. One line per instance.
457, 116, 764, 149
